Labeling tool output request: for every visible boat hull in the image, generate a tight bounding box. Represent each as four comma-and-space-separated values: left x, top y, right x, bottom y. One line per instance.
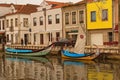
5, 47, 51, 57
61, 50, 99, 60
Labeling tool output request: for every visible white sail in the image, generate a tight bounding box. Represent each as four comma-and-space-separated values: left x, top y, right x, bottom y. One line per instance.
73, 25, 86, 54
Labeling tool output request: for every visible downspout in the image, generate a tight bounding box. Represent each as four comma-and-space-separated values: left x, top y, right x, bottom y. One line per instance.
112, 0, 114, 42
61, 7, 64, 39
85, 0, 88, 45
118, 0, 120, 53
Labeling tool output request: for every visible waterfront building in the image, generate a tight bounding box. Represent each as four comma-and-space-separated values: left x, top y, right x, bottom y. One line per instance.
5, 4, 38, 45
0, 4, 12, 47
62, 1, 86, 43
30, 0, 68, 45
86, 0, 118, 46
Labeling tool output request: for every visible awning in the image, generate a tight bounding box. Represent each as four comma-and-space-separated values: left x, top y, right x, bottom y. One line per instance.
114, 25, 118, 33
0, 31, 5, 34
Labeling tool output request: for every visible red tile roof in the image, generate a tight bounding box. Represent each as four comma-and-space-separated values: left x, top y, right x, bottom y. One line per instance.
75, 1, 86, 5
0, 3, 11, 7
16, 4, 39, 14
5, 4, 39, 15
46, 1, 69, 9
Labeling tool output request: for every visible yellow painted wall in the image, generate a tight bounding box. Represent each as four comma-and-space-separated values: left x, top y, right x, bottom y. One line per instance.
87, 0, 112, 29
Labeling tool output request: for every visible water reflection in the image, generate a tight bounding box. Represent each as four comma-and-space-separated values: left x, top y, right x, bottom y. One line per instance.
0, 55, 120, 80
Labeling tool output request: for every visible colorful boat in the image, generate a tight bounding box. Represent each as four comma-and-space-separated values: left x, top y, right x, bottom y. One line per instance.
5, 43, 54, 57
61, 48, 100, 60
61, 25, 100, 60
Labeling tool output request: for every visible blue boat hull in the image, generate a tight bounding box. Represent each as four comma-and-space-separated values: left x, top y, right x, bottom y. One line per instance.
61, 50, 99, 60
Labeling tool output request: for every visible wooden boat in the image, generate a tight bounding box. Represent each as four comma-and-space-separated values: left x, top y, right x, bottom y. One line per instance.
5, 43, 54, 57
61, 46, 99, 60
61, 25, 100, 60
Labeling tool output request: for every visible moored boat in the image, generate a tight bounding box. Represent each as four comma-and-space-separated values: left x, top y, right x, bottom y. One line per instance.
5, 43, 54, 57
61, 24, 100, 60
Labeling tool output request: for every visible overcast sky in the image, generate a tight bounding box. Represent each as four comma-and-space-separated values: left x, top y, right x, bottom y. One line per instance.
0, 0, 82, 5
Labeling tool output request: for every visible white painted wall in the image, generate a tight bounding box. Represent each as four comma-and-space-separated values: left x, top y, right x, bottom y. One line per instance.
31, 7, 63, 45
5, 14, 31, 44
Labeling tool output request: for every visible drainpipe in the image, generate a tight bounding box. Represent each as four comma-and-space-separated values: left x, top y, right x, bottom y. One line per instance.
119, 0, 120, 53
18, 14, 21, 44
84, 0, 88, 45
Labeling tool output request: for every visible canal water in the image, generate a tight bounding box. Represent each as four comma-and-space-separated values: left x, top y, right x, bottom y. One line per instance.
0, 55, 120, 80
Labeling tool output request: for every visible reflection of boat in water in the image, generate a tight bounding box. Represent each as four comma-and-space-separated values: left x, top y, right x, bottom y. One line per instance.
6, 55, 53, 69
63, 59, 88, 80
6, 55, 48, 62
62, 58, 96, 65
63, 59, 114, 80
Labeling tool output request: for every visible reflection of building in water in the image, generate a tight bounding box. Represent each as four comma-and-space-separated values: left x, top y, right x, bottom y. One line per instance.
49, 57, 63, 80
63, 61, 87, 80
2, 57, 63, 80
88, 63, 113, 80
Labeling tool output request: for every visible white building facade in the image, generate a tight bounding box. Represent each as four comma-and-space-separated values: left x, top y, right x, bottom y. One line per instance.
5, 4, 38, 45
30, 1, 67, 45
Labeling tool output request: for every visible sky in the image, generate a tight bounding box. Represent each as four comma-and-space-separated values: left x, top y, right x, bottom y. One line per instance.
0, 0, 82, 5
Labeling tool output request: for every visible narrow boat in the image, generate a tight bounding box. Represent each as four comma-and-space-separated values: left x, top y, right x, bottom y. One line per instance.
61, 25, 100, 60
5, 43, 54, 57
61, 49, 99, 60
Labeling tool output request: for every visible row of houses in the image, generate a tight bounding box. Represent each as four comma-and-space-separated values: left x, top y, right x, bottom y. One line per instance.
0, 0, 119, 46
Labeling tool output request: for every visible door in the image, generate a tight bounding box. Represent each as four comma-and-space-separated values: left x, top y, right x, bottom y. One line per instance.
40, 34, 44, 44
24, 34, 28, 45
91, 33, 103, 45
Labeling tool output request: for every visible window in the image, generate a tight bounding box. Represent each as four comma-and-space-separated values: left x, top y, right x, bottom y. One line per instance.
48, 33, 52, 41
40, 34, 44, 44
6, 19, 9, 28
2, 20, 5, 30
15, 18, 18, 27
55, 14, 60, 24
48, 15, 52, 24
10, 19, 13, 26
23, 18, 28, 27
102, 9, 108, 21
91, 11, 96, 22
72, 12, 76, 24
39, 16, 43, 25
79, 10, 84, 23
56, 32, 60, 41
34, 33, 36, 42
65, 13, 69, 25
33, 17, 37, 26
108, 32, 113, 42
7, 34, 9, 42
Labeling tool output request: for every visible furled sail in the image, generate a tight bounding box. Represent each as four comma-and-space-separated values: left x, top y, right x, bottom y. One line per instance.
73, 25, 86, 54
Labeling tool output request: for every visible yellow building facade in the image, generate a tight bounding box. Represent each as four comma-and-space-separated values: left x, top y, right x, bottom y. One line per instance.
87, 0, 112, 29
86, 0, 115, 45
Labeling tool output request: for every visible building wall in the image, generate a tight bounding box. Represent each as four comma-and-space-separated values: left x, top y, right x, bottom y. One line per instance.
5, 14, 31, 45
31, 7, 63, 45
86, 0, 114, 45
62, 3, 86, 40
87, 0, 112, 29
